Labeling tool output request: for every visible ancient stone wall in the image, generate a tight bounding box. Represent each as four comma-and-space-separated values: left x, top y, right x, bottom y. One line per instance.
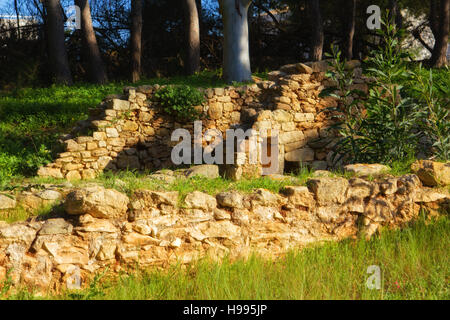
37, 60, 369, 181
0, 173, 448, 292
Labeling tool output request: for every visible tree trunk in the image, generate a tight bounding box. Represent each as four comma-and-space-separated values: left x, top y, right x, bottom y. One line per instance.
218, 0, 253, 83
14, 0, 20, 39
43, 0, 73, 85
75, 0, 108, 84
431, 0, 449, 67
429, 0, 439, 36
389, 0, 403, 29
307, 0, 324, 61
183, 0, 201, 75
130, 0, 143, 82
342, 0, 356, 60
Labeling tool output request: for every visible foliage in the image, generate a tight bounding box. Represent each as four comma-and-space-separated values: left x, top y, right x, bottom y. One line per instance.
0, 71, 252, 184
321, 16, 445, 165
153, 85, 205, 122
409, 65, 450, 161
319, 44, 368, 164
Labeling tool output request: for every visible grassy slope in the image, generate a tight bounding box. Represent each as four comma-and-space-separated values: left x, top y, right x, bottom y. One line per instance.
0, 71, 262, 186
2, 215, 448, 300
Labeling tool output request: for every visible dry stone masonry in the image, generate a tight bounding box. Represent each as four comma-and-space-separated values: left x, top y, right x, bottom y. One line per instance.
0, 169, 448, 292
37, 60, 369, 181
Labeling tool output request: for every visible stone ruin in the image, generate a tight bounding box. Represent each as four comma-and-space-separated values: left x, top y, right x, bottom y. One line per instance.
0, 170, 448, 292
1, 59, 448, 293
37, 60, 369, 181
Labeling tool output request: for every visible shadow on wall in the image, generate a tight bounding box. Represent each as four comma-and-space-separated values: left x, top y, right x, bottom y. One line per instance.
37, 60, 368, 181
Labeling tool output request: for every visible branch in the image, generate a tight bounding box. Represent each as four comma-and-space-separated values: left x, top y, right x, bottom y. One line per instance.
412, 28, 433, 53
252, 2, 286, 33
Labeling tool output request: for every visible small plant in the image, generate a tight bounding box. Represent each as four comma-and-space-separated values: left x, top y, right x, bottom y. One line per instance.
410, 65, 449, 161
153, 85, 205, 122
319, 44, 367, 164
321, 14, 422, 165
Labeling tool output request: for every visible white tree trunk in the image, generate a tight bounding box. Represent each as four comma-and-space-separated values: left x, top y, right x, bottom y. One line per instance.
219, 0, 252, 83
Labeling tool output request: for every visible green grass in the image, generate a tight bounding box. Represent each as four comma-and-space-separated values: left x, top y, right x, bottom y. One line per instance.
0, 71, 267, 186
0, 201, 62, 224
3, 215, 448, 300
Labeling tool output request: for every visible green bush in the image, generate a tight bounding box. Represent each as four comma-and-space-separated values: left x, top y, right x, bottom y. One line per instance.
153, 85, 205, 122
409, 66, 449, 161
321, 16, 438, 164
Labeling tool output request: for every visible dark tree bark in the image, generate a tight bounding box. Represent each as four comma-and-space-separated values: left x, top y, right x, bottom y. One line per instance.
431, 0, 449, 67
307, 0, 324, 61
429, 0, 439, 36
14, 0, 20, 39
183, 0, 201, 75
43, 0, 73, 85
342, 0, 356, 60
130, 0, 143, 82
389, 0, 403, 29
75, 0, 108, 84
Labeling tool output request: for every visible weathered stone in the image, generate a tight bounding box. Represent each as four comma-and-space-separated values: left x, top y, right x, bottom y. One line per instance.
250, 189, 279, 207
66, 140, 85, 152
82, 169, 97, 180
185, 191, 217, 211
37, 167, 64, 179
216, 192, 244, 209
66, 171, 82, 181
208, 102, 223, 120
77, 215, 117, 233
414, 189, 449, 203
0, 224, 36, 245
65, 186, 129, 219
344, 163, 390, 176
134, 190, 179, 207
296, 63, 313, 74
106, 128, 119, 138
39, 219, 73, 235
43, 242, 89, 265
285, 147, 314, 162
107, 99, 130, 111
281, 186, 315, 208
411, 160, 450, 186
346, 178, 377, 200
272, 109, 292, 122
213, 208, 231, 220
122, 232, 160, 246
294, 113, 315, 122
280, 131, 305, 144
37, 190, 62, 201
0, 194, 16, 210
185, 165, 220, 179
307, 177, 349, 205
123, 121, 139, 131
253, 206, 278, 221
200, 220, 240, 239
284, 140, 307, 152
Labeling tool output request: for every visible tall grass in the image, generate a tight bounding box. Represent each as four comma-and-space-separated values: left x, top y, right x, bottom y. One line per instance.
4, 215, 447, 300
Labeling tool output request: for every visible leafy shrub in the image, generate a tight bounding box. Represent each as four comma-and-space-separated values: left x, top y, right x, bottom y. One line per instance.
154, 85, 205, 122
409, 66, 449, 161
322, 16, 424, 164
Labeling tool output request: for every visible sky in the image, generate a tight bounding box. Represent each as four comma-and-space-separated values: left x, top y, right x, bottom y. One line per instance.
0, 0, 219, 16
